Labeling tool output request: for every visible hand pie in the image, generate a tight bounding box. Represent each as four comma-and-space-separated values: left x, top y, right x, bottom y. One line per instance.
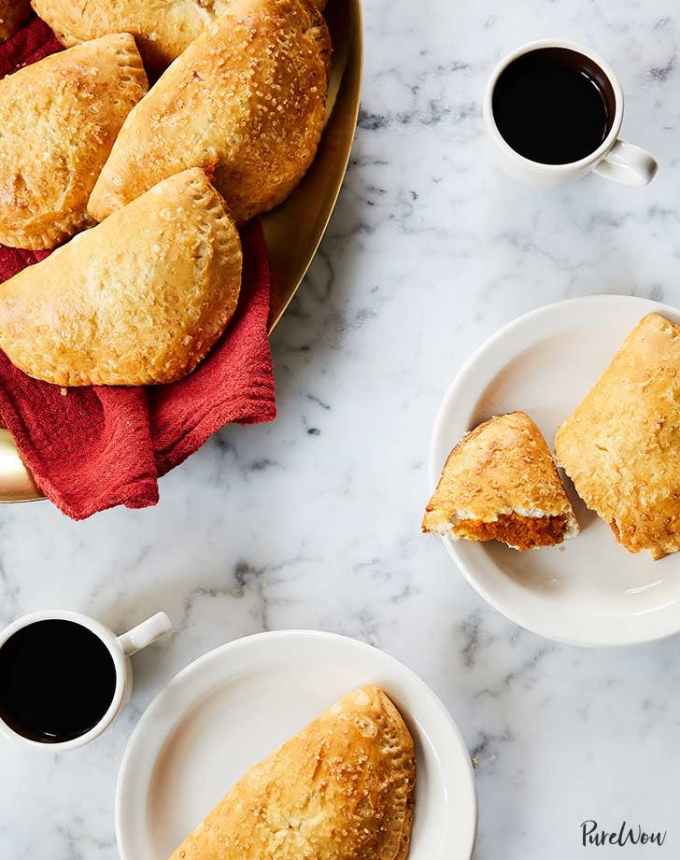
31, 0, 232, 71
0, 0, 31, 42
88, 0, 330, 225
32, 0, 327, 70
0, 169, 242, 386
423, 412, 579, 550
0, 33, 147, 250
556, 313, 680, 560
169, 686, 416, 860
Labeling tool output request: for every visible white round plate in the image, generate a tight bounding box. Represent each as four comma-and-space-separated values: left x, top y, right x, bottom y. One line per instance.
116, 630, 477, 860
430, 295, 680, 647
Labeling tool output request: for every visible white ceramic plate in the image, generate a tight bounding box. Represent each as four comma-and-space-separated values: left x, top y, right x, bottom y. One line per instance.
429, 295, 680, 647
116, 630, 477, 860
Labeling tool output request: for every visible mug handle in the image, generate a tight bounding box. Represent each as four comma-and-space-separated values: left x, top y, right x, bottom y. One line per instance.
594, 139, 658, 187
117, 612, 172, 656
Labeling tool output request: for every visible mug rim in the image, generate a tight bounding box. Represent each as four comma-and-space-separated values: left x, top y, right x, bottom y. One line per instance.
483, 38, 624, 172
0, 609, 127, 751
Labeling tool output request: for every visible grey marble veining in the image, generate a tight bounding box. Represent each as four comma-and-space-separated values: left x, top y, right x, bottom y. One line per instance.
2, 1, 680, 857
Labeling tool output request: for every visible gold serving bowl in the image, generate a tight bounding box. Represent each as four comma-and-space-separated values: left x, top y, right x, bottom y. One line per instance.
0, 0, 363, 504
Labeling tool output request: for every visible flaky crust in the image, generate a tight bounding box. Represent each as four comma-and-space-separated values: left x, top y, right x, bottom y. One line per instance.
423, 411, 578, 540
32, 0, 327, 71
555, 313, 680, 560
0, 169, 242, 386
0, 0, 31, 42
0, 33, 147, 250
88, 0, 330, 225
169, 686, 416, 860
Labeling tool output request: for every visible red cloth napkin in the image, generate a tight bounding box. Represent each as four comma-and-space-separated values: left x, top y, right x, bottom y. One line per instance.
0, 18, 276, 519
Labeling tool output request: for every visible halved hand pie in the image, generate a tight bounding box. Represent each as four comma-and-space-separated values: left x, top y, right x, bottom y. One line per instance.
423, 411, 579, 550
0, 169, 242, 386
0, 33, 147, 250
88, 0, 330, 225
556, 313, 680, 560
169, 686, 416, 860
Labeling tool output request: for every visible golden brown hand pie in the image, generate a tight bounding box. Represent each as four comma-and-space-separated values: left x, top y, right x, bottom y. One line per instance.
0, 0, 31, 42
0, 169, 242, 386
423, 411, 579, 550
32, 0, 327, 71
169, 686, 416, 860
0, 33, 147, 250
88, 0, 330, 225
32, 0, 232, 71
556, 313, 680, 560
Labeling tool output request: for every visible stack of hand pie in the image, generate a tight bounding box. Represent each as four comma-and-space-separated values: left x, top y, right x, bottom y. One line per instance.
0, 0, 331, 386
423, 313, 680, 561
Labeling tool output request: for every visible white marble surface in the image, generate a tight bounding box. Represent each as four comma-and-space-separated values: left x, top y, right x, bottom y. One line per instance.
2, 0, 680, 857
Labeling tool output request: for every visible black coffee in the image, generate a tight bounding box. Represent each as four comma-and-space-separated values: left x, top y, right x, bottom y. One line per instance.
0, 620, 116, 743
492, 48, 613, 164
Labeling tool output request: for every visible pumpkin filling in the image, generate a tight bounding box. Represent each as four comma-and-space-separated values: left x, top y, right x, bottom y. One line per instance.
455, 512, 568, 550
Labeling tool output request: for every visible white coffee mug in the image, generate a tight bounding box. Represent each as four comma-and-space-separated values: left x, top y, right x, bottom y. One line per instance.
0, 609, 172, 750
484, 39, 658, 187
